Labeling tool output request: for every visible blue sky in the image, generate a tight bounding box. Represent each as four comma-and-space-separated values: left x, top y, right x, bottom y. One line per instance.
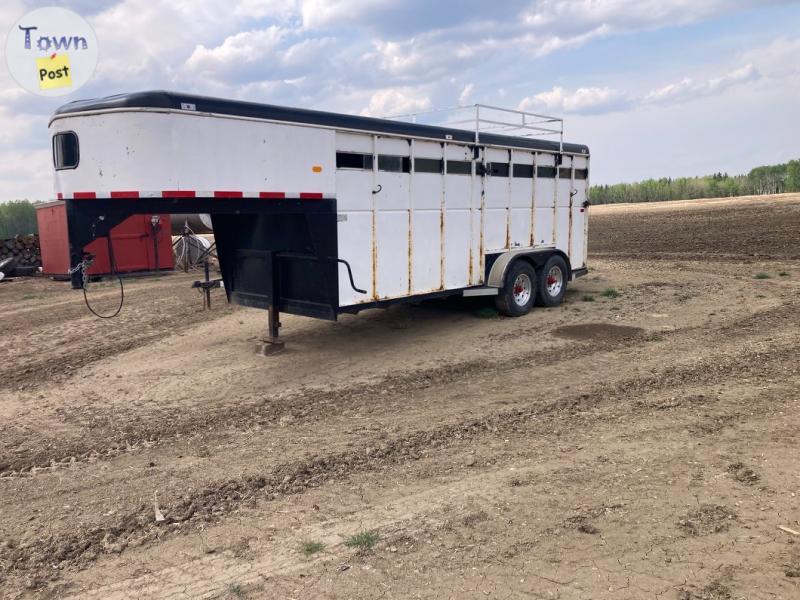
1, 0, 799, 201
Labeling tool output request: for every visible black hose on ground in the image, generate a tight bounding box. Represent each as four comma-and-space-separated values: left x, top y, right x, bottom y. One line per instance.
82, 236, 124, 319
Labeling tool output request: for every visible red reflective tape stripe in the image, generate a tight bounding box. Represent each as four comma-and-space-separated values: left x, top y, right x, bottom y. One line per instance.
299, 192, 323, 199
214, 191, 243, 198
162, 190, 196, 198
73, 192, 96, 199
57, 192, 63, 200
259, 192, 285, 199
110, 191, 140, 199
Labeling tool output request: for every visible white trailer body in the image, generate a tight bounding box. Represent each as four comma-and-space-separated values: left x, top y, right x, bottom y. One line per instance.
50, 92, 589, 333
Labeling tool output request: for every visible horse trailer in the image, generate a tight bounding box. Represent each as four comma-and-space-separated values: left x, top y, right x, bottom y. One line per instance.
50, 91, 590, 347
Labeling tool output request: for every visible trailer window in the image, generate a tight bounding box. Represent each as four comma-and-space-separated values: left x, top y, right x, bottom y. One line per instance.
559, 168, 572, 179
53, 132, 79, 170
512, 164, 533, 178
446, 160, 471, 175
486, 163, 509, 177
537, 166, 556, 179
378, 155, 410, 173
414, 157, 442, 174
336, 152, 373, 170
574, 169, 588, 180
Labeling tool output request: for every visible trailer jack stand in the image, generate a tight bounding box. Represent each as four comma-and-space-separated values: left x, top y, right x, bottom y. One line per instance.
256, 306, 285, 355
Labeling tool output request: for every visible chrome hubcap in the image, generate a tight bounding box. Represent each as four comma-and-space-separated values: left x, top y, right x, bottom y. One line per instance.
512, 273, 532, 306
545, 266, 563, 297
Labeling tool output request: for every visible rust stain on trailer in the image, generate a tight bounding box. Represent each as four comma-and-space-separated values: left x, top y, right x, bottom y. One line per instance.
439, 209, 445, 290
407, 208, 413, 295
479, 188, 486, 284
568, 168, 574, 260
371, 207, 378, 300
468, 244, 473, 284
505, 210, 511, 250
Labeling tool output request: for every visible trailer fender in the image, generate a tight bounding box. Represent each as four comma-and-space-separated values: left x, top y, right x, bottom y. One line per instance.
486, 249, 571, 288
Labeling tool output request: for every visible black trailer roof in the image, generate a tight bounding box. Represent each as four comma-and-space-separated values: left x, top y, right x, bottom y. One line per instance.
53, 90, 589, 155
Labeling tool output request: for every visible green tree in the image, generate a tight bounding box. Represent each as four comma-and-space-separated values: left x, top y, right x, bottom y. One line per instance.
786, 160, 800, 192
0, 200, 39, 238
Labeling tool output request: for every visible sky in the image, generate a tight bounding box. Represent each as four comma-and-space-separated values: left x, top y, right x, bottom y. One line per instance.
1, 0, 799, 201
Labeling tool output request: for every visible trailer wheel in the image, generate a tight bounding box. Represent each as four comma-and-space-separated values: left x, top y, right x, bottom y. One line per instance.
536, 255, 568, 307
495, 260, 537, 317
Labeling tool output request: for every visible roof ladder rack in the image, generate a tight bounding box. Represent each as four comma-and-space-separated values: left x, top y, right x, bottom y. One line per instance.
384, 104, 564, 153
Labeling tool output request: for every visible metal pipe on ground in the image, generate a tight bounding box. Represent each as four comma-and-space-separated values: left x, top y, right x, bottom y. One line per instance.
170, 214, 213, 235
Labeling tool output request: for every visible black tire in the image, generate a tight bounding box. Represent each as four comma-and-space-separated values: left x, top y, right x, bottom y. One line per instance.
494, 260, 537, 317
535, 254, 569, 307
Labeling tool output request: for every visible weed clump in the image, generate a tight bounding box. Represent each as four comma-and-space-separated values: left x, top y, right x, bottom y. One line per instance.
300, 540, 325, 556
345, 530, 379, 551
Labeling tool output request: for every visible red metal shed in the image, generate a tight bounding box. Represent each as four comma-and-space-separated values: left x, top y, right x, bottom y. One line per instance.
36, 201, 173, 277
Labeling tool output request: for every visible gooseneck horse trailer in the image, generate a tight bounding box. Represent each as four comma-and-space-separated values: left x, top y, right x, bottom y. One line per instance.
50, 92, 590, 347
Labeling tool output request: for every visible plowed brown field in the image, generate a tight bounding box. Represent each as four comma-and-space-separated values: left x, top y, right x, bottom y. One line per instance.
1, 193, 799, 600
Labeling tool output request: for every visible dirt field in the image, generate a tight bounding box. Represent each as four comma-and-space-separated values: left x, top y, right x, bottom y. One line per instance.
1, 193, 799, 600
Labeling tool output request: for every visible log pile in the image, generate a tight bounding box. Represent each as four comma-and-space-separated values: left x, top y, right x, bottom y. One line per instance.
0, 235, 41, 274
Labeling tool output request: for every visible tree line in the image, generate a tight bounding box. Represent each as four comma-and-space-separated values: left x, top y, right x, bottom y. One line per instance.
0, 200, 38, 238
590, 159, 800, 204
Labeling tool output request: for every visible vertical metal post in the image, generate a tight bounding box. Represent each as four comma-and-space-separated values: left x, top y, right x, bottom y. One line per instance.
267, 306, 280, 343
151, 215, 160, 277
258, 304, 284, 354
474, 104, 480, 145
183, 223, 190, 273
203, 258, 211, 309
256, 250, 285, 355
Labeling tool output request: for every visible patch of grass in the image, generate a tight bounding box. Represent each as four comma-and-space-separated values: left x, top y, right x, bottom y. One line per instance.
300, 540, 325, 556
600, 288, 620, 298
582, 294, 595, 302
225, 583, 246, 599
345, 530, 379, 551
779, 272, 789, 277
754, 272, 771, 279
21, 294, 41, 300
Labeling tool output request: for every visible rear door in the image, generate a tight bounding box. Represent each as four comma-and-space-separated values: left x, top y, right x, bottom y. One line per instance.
570, 155, 589, 270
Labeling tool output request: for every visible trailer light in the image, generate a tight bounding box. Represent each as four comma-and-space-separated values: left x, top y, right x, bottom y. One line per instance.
312, 165, 322, 173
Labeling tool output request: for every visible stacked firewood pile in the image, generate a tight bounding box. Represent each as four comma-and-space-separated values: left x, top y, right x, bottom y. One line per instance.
0, 234, 41, 275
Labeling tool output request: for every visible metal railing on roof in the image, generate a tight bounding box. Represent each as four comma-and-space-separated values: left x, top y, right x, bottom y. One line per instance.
383, 104, 564, 152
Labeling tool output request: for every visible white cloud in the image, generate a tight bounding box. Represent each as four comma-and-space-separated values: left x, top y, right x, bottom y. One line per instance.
298, 0, 386, 30
644, 64, 759, 104
185, 27, 286, 74
741, 37, 800, 79
458, 83, 475, 106
87, 0, 240, 84
521, 25, 612, 57
360, 88, 432, 117
366, 38, 425, 76
519, 62, 762, 117
522, 0, 785, 34
519, 86, 631, 115
232, 0, 299, 20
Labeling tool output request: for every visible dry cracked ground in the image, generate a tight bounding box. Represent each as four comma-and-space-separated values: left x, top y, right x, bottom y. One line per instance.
1, 193, 799, 600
